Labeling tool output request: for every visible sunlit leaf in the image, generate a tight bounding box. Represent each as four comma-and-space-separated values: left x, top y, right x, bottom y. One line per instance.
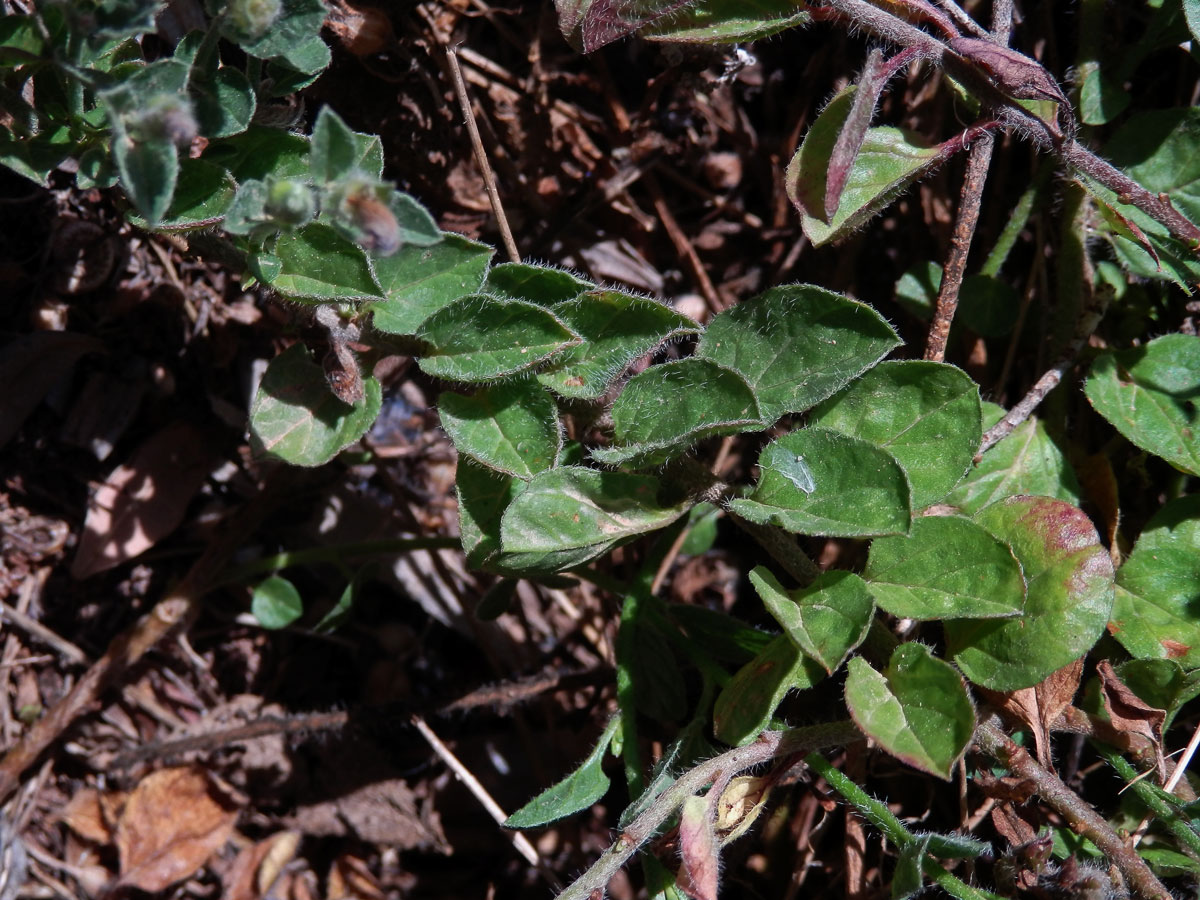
1085, 333, 1200, 476
697, 285, 901, 424
732, 428, 911, 537
946, 496, 1115, 691
1110, 494, 1200, 670
845, 645, 975, 780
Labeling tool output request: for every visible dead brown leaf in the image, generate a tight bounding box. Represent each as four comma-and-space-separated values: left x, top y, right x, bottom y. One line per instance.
979, 659, 1082, 767
1096, 660, 1166, 778
115, 765, 239, 892
71, 421, 218, 579
328, 853, 385, 900
58, 787, 117, 845
223, 831, 300, 900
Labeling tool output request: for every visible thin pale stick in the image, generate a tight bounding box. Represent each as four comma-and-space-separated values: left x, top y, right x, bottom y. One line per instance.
0, 582, 88, 666
446, 46, 520, 262
411, 714, 544, 872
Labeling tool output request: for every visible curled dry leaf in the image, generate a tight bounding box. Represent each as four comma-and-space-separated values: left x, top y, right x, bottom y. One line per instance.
223, 831, 300, 900
116, 766, 239, 893
71, 421, 218, 579
1096, 660, 1167, 777
979, 659, 1083, 768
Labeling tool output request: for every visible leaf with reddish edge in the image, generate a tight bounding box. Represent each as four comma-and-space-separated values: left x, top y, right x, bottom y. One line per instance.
826, 49, 889, 221
580, 0, 695, 51
945, 496, 1115, 692
1110, 494, 1200, 669
787, 87, 944, 247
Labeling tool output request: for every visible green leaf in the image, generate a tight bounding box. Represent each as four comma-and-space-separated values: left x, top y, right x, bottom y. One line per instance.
205, 126, 311, 182
498, 466, 691, 572
438, 379, 562, 479
640, 0, 810, 43
893, 833, 932, 899
314, 569, 363, 633
191, 66, 256, 139
787, 86, 942, 246
697, 285, 901, 424
483, 262, 592, 304
1114, 659, 1200, 731
678, 502, 721, 555
228, 0, 326, 64
113, 135, 178, 227
1085, 334, 1200, 476
668, 604, 773, 665
1110, 494, 1200, 670
945, 403, 1081, 516
946, 496, 1115, 691
591, 359, 762, 467
456, 459, 525, 569
388, 193, 442, 247
416, 295, 579, 382
810, 361, 981, 508
865, 516, 1025, 620
265, 224, 383, 301
310, 106, 361, 182
252, 575, 304, 629
1083, 108, 1200, 288
713, 634, 824, 746
0, 16, 44, 64
845, 645, 975, 781
249, 343, 383, 466
505, 717, 619, 828
628, 619, 686, 722
150, 158, 236, 229
538, 291, 701, 400
732, 428, 911, 537
750, 567, 874, 674
1079, 67, 1129, 126
368, 235, 494, 336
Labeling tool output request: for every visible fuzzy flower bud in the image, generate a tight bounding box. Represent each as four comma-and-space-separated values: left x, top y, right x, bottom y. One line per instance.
227, 0, 282, 40
265, 178, 317, 227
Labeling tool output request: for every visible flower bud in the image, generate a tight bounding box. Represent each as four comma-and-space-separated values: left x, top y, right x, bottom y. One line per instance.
265, 178, 316, 227
336, 181, 401, 255
126, 94, 198, 147
227, 0, 282, 40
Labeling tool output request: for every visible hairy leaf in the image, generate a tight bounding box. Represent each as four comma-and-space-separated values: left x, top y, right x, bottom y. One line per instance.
946, 403, 1080, 516
1111, 494, 1200, 670
845, 645, 975, 780
713, 635, 823, 746
947, 496, 1115, 691
499, 466, 691, 571
810, 361, 981, 508
1085, 334, 1200, 476
592, 358, 762, 467
249, 343, 382, 466
417, 295, 579, 382
788, 86, 942, 246
539, 291, 700, 400
697, 285, 901, 424
440, 380, 562, 480
506, 718, 619, 828
732, 428, 911, 537
368, 235, 494, 336
750, 567, 874, 674
865, 515, 1025, 620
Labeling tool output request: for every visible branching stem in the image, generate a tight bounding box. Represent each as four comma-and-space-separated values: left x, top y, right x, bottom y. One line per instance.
551, 721, 862, 900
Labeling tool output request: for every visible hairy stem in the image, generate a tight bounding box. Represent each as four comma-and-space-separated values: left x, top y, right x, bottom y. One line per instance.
974, 720, 1173, 900
552, 721, 862, 900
